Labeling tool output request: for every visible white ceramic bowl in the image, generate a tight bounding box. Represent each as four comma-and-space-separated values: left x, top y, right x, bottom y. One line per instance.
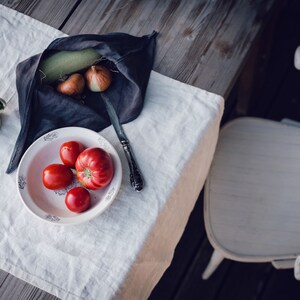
16, 127, 122, 225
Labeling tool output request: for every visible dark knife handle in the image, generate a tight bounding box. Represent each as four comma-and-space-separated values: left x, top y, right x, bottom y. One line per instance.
121, 140, 144, 192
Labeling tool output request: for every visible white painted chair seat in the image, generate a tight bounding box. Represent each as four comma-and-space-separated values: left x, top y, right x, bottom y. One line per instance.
203, 117, 300, 280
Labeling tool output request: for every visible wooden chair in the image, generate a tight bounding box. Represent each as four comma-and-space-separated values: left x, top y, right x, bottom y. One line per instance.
202, 117, 300, 280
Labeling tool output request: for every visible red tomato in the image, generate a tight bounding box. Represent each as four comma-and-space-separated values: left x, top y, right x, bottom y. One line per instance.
65, 187, 91, 213
75, 147, 114, 190
42, 164, 73, 190
60, 141, 85, 168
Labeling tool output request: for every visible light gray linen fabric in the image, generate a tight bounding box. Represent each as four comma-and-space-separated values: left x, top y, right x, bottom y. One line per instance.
0, 5, 224, 300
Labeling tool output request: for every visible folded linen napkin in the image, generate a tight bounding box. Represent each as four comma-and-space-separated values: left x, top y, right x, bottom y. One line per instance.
6, 30, 157, 173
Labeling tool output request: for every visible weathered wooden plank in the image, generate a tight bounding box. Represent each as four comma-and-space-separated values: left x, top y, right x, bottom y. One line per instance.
174, 243, 270, 300
0, 0, 20, 9
259, 269, 300, 300
235, 6, 279, 116
0, 1, 288, 300
248, 0, 300, 119
60, 0, 282, 98
172, 238, 232, 300
0, 0, 79, 29
0, 269, 8, 287
214, 262, 272, 300
0, 274, 58, 300
149, 193, 207, 300
184, 0, 282, 98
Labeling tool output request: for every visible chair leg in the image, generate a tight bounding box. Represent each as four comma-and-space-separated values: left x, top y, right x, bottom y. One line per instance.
272, 259, 295, 269
202, 250, 224, 280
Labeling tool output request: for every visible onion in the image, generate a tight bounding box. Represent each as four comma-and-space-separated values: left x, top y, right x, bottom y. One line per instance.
56, 73, 85, 96
85, 65, 112, 92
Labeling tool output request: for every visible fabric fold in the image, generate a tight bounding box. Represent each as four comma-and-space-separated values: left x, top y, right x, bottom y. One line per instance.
7, 31, 157, 173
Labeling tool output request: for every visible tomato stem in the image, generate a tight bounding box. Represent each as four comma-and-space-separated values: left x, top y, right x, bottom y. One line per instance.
83, 167, 92, 179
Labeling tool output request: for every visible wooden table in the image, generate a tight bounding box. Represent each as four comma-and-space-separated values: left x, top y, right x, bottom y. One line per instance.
0, 0, 283, 299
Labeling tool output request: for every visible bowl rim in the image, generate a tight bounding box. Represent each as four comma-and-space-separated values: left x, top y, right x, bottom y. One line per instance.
16, 126, 122, 225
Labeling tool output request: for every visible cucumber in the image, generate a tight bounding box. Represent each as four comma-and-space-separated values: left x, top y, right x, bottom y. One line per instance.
38, 48, 102, 84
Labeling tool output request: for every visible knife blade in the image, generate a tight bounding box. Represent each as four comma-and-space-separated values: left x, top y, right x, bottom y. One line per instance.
101, 94, 144, 192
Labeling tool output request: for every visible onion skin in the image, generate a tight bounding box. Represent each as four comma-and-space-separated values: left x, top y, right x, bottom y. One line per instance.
85, 65, 112, 92
56, 73, 85, 96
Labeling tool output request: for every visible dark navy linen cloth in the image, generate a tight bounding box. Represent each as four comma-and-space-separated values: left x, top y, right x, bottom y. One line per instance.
7, 31, 157, 173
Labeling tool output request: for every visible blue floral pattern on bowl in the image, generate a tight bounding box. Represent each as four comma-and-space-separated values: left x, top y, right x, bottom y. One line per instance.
18, 175, 26, 190
45, 214, 60, 222
43, 131, 58, 142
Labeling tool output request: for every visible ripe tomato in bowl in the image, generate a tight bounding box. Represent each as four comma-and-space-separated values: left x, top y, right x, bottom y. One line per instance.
16, 127, 122, 225
75, 147, 114, 190
65, 187, 91, 213
59, 141, 85, 168
42, 163, 74, 190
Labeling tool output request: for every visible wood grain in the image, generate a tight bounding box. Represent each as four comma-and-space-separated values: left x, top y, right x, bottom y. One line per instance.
173, 238, 232, 300
0, 0, 79, 29
259, 268, 300, 300
149, 192, 207, 300
0, 269, 8, 287
60, 0, 281, 98
0, 274, 58, 300
0, 1, 287, 299
214, 262, 272, 300
0, 0, 283, 97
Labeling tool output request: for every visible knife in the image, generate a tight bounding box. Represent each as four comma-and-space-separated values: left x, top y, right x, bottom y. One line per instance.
101, 94, 144, 192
